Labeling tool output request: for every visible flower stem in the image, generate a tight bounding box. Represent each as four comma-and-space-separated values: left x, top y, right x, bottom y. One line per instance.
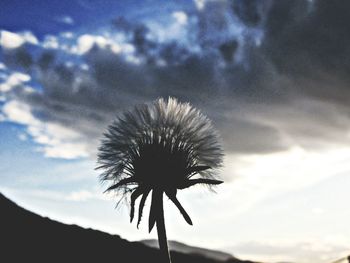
156, 191, 171, 263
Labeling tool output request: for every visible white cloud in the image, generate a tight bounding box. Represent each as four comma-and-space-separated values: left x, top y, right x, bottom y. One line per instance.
60, 31, 74, 38
39, 32, 125, 55
0, 30, 38, 49
215, 146, 350, 218
172, 11, 188, 25
18, 133, 28, 141
2, 100, 89, 159
75, 34, 121, 54
0, 72, 31, 92
41, 142, 88, 159
21, 31, 39, 45
46, 123, 82, 139
0, 30, 25, 49
28, 122, 89, 159
42, 35, 59, 49
66, 190, 109, 202
2, 100, 39, 125
58, 15, 74, 25
193, 0, 206, 10
0, 62, 6, 70
311, 207, 325, 214
80, 64, 89, 70
79, 35, 103, 54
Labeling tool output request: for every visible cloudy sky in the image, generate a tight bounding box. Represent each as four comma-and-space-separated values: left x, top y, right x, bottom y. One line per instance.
1, 0, 350, 262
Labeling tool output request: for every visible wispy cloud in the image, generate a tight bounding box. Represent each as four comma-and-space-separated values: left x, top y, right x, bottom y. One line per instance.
2, 100, 89, 159
0, 72, 31, 92
56, 15, 74, 25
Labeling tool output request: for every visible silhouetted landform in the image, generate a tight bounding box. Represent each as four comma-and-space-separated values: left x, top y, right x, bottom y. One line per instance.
331, 256, 350, 263
142, 239, 234, 261
1, 193, 257, 263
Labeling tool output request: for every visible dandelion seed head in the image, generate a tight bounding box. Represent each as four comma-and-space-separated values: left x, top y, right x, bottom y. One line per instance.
97, 97, 223, 197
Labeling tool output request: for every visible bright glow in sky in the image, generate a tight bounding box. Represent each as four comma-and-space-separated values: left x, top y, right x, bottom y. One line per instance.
1, 1, 350, 262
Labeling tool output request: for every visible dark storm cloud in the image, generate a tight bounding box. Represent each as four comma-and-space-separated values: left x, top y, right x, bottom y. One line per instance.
219, 40, 238, 63
263, 0, 350, 77
112, 17, 157, 59
3, 0, 350, 158
37, 51, 55, 69
2, 47, 33, 69
258, 0, 350, 116
231, 0, 265, 27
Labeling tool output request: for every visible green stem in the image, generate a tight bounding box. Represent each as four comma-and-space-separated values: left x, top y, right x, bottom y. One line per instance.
156, 191, 171, 263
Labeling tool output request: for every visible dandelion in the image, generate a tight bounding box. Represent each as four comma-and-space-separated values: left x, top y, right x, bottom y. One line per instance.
97, 97, 224, 263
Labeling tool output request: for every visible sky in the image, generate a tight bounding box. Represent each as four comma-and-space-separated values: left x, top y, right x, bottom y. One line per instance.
0, 0, 350, 262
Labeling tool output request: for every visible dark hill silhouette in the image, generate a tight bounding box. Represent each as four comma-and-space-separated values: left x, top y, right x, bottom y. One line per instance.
1, 193, 257, 263
142, 239, 234, 261
331, 256, 350, 263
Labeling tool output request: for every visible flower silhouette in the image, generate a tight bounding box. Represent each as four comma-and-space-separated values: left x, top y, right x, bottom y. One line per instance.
97, 97, 223, 262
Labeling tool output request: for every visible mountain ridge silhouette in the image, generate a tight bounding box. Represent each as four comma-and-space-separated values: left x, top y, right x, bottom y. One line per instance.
0, 192, 257, 263
142, 239, 235, 261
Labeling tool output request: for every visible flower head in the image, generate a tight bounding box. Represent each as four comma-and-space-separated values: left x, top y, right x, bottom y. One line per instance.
97, 97, 223, 231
